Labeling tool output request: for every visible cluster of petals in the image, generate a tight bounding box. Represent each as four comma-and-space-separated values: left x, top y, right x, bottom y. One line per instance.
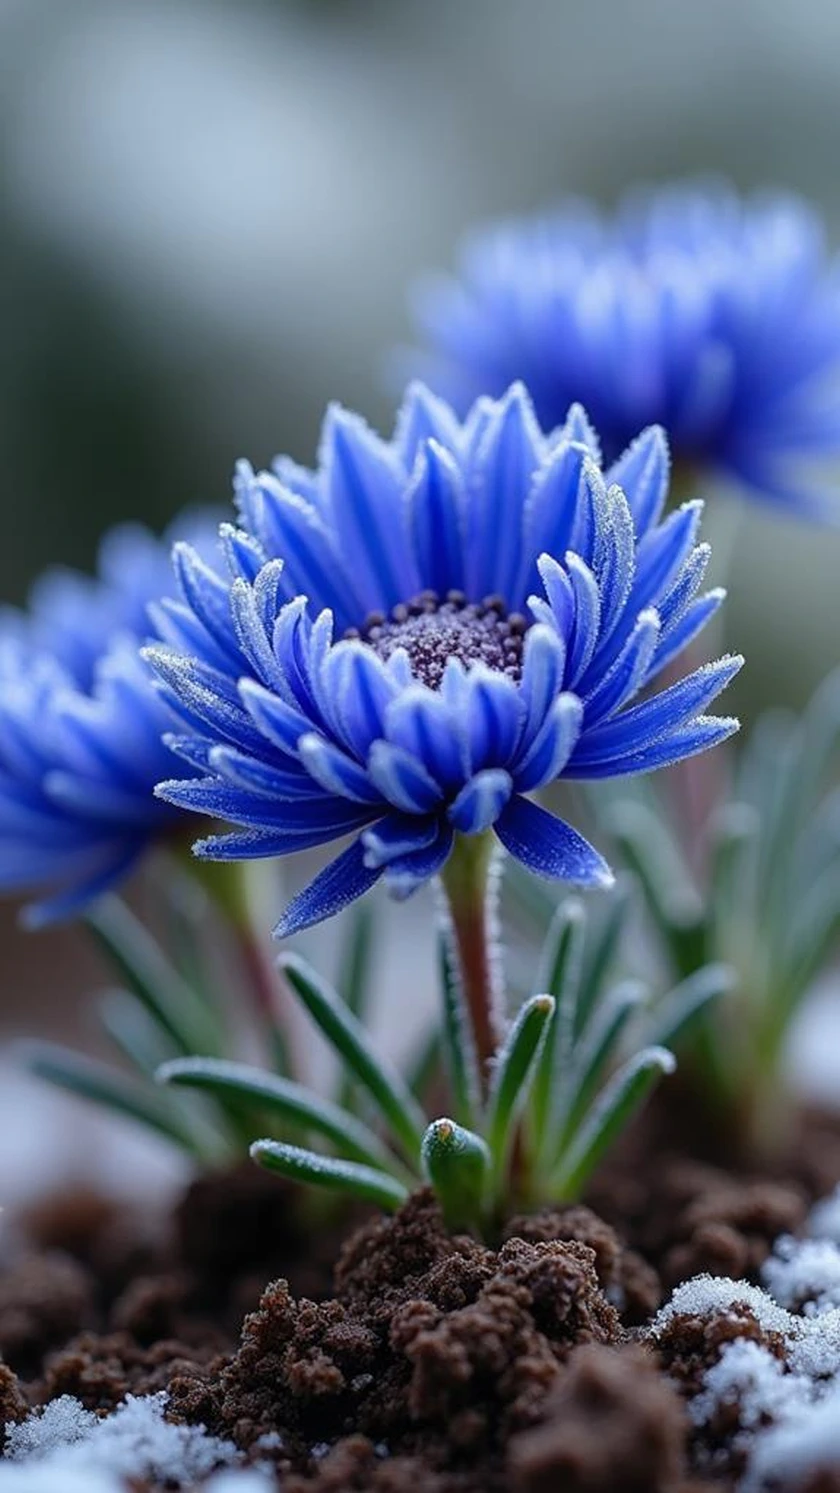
407, 184, 840, 518
148, 382, 741, 936
0, 522, 210, 925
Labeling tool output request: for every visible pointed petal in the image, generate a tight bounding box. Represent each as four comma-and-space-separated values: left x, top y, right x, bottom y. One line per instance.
514, 693, 583, 791
366, 739, 444, 813
384, 821, 455, 898
448, 769, 513, 834
273, 837, 384, 938
321, 406, 418, 611
406, 440, 466, 596
465, 384, 541, 601
495, 795, 614, 886
605, 425, 670, 535
298, 733, 381, 804
362, 812, 440, 869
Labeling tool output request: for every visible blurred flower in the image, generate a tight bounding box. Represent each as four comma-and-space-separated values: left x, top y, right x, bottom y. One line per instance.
0, 519, 214, 927
149, 383, 741, 936
405, 183, 840, 518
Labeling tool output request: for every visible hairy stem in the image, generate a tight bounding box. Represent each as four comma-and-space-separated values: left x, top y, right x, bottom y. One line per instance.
439, 832, 503, 1094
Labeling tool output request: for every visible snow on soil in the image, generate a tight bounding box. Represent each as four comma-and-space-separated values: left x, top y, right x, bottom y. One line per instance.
650, 1185, 840, 1489
0, 1391, 272, 1492
8, 1186, 840, 1488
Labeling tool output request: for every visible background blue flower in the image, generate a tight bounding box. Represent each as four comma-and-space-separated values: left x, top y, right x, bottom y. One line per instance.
149, 383, 741, 937
403, 183, 840, 520
0, 519, 214, 927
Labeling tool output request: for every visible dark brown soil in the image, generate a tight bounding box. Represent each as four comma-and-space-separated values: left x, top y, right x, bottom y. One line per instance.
1, 1104, 839, 1490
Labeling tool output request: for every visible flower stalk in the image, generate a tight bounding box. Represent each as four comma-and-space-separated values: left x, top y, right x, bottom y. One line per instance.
439, 832, 503, 1094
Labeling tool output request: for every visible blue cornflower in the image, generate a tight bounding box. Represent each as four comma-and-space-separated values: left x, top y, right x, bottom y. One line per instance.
405, 183, 840, 519
148, 383, 741, 937
0, 520, 214, 927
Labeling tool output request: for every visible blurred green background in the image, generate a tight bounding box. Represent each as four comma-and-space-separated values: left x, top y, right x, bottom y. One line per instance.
3, 0, 840, 722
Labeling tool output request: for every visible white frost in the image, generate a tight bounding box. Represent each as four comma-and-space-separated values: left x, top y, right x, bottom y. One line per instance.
652, 1200, 840, 1489
808, 1183, 840, 1244
744, 1385, 840, 1493
762, 1234, 840, 1315
2, 1392, 240, 1490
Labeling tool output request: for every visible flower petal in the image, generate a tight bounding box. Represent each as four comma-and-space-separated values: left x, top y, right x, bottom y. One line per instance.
273, 837, 385, 938
495, 795, 614, 886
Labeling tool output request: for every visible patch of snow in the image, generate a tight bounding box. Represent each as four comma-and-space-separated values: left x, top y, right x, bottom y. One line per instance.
204, 1473, 278, 1493
652, 1196, 840, 1488
2, 1392, 239, 1489
808, 1184, 840, 1244
0, 1468, 123, 1492
762, 1235, 840, 1315
4, 1396, 97, 1461
744, 1384, 840, 1493
689, 1340, 813, 1436
651, 1273, 796, 1339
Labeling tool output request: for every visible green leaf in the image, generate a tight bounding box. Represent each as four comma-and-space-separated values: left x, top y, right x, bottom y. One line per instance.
574, 877, 635, 1036
503, 856, 557, 935
85, 895, 222, 1058
158, 1056, 400, 1172
779, 865, 840, 1021
485, 995, 554, 1192
406, 1026, 442, 1103
341, 902, 375, 1020
23, 1041, 212, 1158
644, 964, 735, 1052
99, 989, 175, 1080
251, 1139, 409, 1211
437, 931, 481, 1129
552, 1046, 676, 1198
279, 952, 426, 1161
708, 802, 760, 952
421, 1118, 490, 1230
553, 980, 645, 1157
530, 899, 585, 1145
604, 803, 702, 977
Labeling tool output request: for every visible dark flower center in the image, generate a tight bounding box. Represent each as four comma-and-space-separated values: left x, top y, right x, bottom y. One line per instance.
344, 590, 527, 690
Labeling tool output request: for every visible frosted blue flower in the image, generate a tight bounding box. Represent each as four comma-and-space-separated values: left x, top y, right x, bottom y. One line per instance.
149, 385, 741, 937
0, 521, 214, 927
406, 184, 840, 519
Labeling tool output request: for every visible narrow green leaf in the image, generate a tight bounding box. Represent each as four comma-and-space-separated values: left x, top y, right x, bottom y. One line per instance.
279, 952, 426, 1161
85, 895, 221, 1057
605, 804, 703, 977
552, 1046, 675, 1198
99, 989, 175, 1080
156, 852, 220, 1010
421, 1117, 490, 1230
341, 902, 375, 1020
574, 877, 636, 1036
485, 995, 554, 1191
708, 803, 760, 951
23, 1041, 209, 1158
503, 856, 557, 935
158, 1056, 400, 1172
437, 931, 481, 1129
336, 904, 375, 1111
251, 1139, 409, 1211
780, 865, 840, 1017
406, 1026, 442, 1103
553, 980, 645, 1156
644, 964, 735, 1052
530, 900, 585, 1144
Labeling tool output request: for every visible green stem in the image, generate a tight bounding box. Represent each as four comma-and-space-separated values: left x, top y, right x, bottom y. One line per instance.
189, 856, 295, 1073
439, 832, 502, 1095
